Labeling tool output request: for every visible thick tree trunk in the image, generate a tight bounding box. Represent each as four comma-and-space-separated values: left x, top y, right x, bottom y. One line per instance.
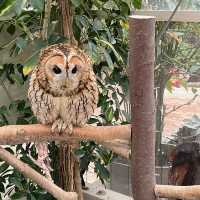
58, 0, 77, 45
129, 15, 156, 200
56, 0, 82, 198
58, 144, 83, 200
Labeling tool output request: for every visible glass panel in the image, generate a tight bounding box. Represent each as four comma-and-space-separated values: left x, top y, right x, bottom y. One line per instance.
142, 0, 200, 11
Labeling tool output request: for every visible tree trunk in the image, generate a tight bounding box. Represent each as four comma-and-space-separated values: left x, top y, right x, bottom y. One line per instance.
155, 68, 166, 166
58, 0, 77, 45
58, 144, 83, 200
57, 1, 82, 199
155, 67, 171, 165
129, 15, 156, 200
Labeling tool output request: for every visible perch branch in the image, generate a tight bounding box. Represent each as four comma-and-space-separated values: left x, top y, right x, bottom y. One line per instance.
155, 184, 200, 200
0, 124, 131, 144
0, 146, 77, 200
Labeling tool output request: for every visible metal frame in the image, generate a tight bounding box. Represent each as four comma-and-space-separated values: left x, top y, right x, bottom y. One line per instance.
135, 10, 200, 22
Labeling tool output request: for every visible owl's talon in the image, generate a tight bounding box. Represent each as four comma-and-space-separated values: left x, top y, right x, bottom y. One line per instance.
65, 125, 73, 135
51, 119, 73, 135
79, 123, 88, 128
51, 119, 63, 134
51, 122, 58, 134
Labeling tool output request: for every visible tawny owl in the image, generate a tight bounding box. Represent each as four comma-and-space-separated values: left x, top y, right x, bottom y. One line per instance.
28, 43, 98, 134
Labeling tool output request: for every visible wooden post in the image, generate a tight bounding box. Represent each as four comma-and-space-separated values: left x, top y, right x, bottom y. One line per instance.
129, 15, 156, 200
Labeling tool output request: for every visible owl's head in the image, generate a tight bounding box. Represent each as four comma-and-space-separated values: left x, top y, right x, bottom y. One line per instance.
37, 44, 92, 96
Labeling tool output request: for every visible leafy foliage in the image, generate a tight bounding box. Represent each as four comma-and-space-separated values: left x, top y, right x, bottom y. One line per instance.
76, 141, 114, 185
155, 19, 200, 164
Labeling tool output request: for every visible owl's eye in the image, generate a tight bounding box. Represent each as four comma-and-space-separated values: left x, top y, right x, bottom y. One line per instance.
71, 65, 78, 74
52, 65, 62, 74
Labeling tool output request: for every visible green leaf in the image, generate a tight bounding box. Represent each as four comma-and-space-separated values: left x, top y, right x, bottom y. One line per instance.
15, 0, 27, 15
71, 0, 81, 7
5, 147, 14, 154
102, 48, 114, 70
0, 182, 5, 193
17, 100, 26, 112
27, 193, 37, 200
103, 0, 119, 10
11, 192, 26, 199
1, 169, 14, 177
78, 15, 90, 28
7, 24, 16, 35
9, 101, 18, 112
0, 176, 6, 183
93, 18, 104, 31
23, 66, 33, 76
23, 52, 40, 75
12, 169, 22, 179
30, 0, 44, 12
0, 0, 27, 20
105, 107, 114, 122
16, 37, 27, 50
119, 2, 130, 15
37, 193, 55, 200
190, 64, 200, 73
88, 117, 99, 124
19, 21, 34, 40
0, 162, 9, 174
22, 39, 47, 73
16, 118, 29, 125
48, 34, 67, 45
9, 177, 23, 190
98, 39, 123, 63
132, 0, 142, 9
75, 149, 85, 157
95, 161, 110, 181
0, 105, 8, 115
10, 74, 24, 85
0, 0, 15, 16
96, 147, 112, 165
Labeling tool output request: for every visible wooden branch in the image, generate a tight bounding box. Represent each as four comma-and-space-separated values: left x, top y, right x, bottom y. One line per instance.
0, 147, 77, 200
0, 124, 131, 145
155, 184, 200, 200
129, 15, 156, 200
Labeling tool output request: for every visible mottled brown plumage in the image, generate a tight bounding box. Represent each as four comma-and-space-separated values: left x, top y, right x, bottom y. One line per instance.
28, 43, 98, 134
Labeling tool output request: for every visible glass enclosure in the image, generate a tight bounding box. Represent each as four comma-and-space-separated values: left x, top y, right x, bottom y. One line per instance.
142, 0, 200, 11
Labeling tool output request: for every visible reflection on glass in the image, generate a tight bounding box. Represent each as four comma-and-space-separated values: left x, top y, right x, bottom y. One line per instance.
142, 0, 200, 10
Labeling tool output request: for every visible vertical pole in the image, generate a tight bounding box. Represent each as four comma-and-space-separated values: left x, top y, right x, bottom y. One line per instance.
128, 15, 156, 200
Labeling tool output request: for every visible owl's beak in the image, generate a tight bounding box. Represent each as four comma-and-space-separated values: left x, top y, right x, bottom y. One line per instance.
63, 79, 71, 88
